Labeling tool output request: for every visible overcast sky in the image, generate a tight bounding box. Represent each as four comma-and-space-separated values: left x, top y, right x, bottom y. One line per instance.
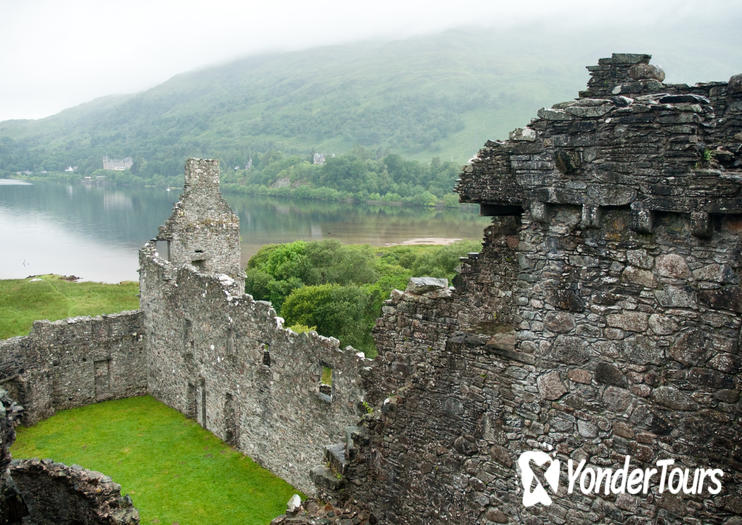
1, 0, 740, 122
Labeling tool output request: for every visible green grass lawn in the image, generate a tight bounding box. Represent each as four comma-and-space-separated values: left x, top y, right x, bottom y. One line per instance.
0, 274, 139, 339
12, 396, 300, 525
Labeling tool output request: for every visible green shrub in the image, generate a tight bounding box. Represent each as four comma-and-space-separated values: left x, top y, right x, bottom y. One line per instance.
281, 284, 374, 352
245, 240, 481, 357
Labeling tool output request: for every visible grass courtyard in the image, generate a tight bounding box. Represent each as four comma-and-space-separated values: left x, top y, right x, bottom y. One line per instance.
11, 396, 299, 525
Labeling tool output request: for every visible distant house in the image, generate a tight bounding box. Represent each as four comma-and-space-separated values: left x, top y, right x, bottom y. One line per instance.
64, 166, 77, 173
102, 156, 133, 171
312, 153, 326, 165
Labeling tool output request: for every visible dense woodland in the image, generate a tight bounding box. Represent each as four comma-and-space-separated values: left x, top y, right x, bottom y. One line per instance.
245, 240, 480, 355
218, 149, 464, 206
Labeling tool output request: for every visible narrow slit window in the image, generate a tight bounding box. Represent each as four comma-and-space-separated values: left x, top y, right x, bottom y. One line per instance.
187, 382, 196, 419
199, 377, 207, 428
184, 319, 193, 350
155, 239, 171, 261
318, 363, 333, 402
226, 327, 238, 367
224, 392, 237, 446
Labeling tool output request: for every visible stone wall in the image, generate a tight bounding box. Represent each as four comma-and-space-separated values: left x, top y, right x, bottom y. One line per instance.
452, 217, 521, 332
138, 159, 367, 494
11, 459, 139, 525
329, 54, 742, 524
367, 217, 519, 405
0, 390, 27, 524
0, 312, 146, 425
140, 245, 367, 493
154, 158, 244, 286
139, 247, 367, 494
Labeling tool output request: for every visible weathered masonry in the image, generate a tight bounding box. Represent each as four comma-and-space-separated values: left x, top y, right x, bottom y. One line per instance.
313, 54, 742, 524
0, 312, 146, 425
1, 53, 741, 525
139, 159, 367, 492
0, 159, 368, 498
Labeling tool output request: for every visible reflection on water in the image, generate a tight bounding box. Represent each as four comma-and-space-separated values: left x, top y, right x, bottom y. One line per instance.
230, 194, 491, 262
0, 181, 490, 282
0, 207, 138, 282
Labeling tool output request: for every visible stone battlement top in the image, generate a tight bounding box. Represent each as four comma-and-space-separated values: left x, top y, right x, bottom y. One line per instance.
456, 54, 742, 235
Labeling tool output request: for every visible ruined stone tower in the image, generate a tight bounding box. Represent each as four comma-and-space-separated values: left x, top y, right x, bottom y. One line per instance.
138, 159, 366, 494
154, 158, 244, 286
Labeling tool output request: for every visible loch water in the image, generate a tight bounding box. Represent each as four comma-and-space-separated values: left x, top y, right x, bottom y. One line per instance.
0, 180, 490, 282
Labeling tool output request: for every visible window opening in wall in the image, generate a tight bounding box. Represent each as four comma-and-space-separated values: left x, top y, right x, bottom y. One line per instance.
0, 376, 23, 408
226, 328, 239, 367
318, 363, 333, 403
184, 319, 193, 350
191, 249, 206, 270
94, 359, 111, 402
199, 377, 206, 429
262, 343, 271, 366
224, 392, 238, 446
155, 239, 171, 261
191, 249, 207, 270
187, 382, 196, 419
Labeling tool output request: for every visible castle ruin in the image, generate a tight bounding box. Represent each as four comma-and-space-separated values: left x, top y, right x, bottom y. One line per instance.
102, 157, 134, 171
0, 53, 740, 524
316, 53, 742, 524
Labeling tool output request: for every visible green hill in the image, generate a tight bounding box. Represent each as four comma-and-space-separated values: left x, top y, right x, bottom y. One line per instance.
0, 22, 738, 191
0, 28, 586, 181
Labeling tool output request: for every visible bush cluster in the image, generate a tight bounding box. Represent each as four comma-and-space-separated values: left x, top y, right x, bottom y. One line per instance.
245, 240, 480, 356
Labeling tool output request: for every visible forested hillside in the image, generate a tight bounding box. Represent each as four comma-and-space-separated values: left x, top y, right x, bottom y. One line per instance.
0, 27, 585, 183
1, 22, 738, 201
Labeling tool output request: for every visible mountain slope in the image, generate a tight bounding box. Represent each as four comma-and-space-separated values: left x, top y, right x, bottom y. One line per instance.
0, 21, 738, 181
0, 27, 585, 178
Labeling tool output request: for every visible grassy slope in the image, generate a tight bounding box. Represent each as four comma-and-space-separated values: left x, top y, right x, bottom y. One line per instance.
0, 275, 139, 339
12, 396, 299, 525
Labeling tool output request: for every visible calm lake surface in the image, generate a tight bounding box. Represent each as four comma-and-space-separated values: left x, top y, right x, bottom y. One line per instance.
0, 180, 490, 282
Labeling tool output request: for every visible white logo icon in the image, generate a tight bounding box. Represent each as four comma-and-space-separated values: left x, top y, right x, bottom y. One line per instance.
518, 450, 560, 507
517, 451, 724, 508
